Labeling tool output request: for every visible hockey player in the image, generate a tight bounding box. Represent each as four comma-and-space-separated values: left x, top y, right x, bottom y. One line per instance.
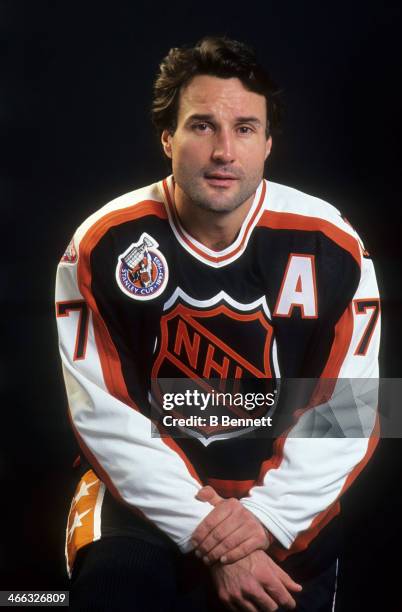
56, 36, 380, 611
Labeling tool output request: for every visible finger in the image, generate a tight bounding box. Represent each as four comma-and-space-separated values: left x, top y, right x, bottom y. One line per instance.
206, 534, 258, 565
262, 578, 297, 610
196, 519, 241, 560
232, 600, 259, 612
196, 503, 255, 559
217, 588, 249, 612
216, 589, 238, 612
236, 600, 260, 612
270, 563, 302, 592
195, 485, 223, 505
225, 600, 239, 612
191, 502, 235, 546
219, 535, 270, 564
246, 586, 279, 612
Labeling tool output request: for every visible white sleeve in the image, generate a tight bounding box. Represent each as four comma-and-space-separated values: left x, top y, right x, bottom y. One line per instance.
241, 252, 380, 549
56, 243, 211, 553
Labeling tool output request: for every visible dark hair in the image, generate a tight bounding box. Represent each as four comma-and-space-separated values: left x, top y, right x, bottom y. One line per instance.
151, 36, 282, 139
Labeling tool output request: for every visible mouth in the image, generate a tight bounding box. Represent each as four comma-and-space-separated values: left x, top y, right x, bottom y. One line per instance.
204, 173, 239, 188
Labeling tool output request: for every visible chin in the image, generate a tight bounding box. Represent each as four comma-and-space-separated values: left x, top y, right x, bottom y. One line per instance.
201, 189, 242, 211
198, 199, 243, 214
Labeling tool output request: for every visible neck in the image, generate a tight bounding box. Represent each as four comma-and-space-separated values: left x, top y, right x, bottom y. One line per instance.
174, 185, 256, 251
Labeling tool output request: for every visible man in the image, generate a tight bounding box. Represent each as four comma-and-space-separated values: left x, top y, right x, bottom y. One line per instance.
55, 37, 380, 611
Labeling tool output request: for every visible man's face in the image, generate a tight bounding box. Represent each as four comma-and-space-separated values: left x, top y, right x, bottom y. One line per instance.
161, 75, 272, 214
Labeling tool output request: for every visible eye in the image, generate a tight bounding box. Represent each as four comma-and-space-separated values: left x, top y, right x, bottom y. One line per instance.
237, 125, 254, 135
192, 122, 213, 133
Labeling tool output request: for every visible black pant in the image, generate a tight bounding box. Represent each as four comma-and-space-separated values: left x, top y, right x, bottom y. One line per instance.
70, 535, 339, 612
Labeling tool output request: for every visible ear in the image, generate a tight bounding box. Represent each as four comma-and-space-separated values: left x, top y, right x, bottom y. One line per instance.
161, 129, 173, 159
264, 135, 273, 161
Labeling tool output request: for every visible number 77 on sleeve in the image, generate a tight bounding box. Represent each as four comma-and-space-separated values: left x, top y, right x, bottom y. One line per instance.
56, 300, 89, 361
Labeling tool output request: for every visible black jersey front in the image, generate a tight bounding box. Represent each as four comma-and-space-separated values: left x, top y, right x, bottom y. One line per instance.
56, 176, 380, 571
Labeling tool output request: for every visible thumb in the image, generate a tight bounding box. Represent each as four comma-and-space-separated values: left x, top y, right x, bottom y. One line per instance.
195, 485, 223, 506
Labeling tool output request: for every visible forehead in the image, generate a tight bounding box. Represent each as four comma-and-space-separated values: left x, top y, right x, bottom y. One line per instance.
177, 75, 267, 122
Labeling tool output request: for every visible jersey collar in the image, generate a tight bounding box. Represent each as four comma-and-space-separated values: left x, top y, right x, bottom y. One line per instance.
159, 175, 267, 268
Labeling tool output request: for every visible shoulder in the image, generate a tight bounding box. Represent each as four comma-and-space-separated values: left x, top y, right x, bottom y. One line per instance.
261, 180, 365, 265
72, 180, 167, 251
265, 180, 349, 229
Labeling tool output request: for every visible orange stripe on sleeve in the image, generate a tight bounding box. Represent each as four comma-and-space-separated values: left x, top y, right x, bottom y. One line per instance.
77, 200, 166, 406
258, 210, 361, 267
73, 200, 202, 498
270, 414, 380, 562
250, 298, 375, 556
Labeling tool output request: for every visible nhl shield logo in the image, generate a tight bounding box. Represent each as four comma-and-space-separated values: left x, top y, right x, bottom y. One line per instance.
116, 233, 169, 301
151, 289, 278, 443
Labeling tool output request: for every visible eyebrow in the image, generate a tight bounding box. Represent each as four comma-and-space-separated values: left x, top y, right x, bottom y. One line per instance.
185, 113, 262, 126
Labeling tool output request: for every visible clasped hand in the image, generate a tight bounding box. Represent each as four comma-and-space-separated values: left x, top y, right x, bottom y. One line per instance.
192, 485, 272, 565
191, 486, 302, 611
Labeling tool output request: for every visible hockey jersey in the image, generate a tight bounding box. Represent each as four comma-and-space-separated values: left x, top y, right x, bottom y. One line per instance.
56, 176, 380, 575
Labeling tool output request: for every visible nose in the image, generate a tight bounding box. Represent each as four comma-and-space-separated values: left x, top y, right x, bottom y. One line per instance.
211, 129, 235, 164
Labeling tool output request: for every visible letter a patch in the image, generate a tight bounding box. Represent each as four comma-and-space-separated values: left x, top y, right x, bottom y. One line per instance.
274, 254, 318, 318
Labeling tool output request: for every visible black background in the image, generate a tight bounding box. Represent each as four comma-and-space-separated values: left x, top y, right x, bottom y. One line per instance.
2, 1, 402, 610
